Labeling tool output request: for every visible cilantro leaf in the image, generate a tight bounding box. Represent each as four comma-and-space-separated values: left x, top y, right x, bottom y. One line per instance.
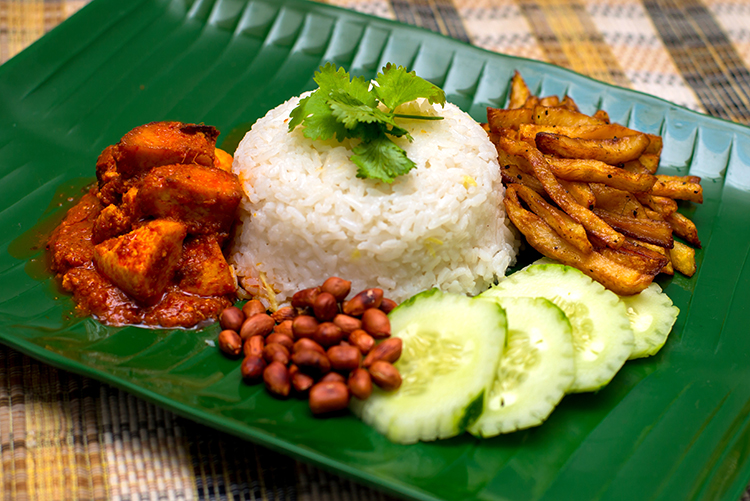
292, 90, 351, 142
374, 63, 446, 111
327, 90, 396, 130
350, 135, 416, 183
288, 62, 445, 182
316, 63, 376, 108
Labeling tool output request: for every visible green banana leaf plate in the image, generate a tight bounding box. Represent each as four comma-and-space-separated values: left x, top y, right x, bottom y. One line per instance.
2, 0, 750, 499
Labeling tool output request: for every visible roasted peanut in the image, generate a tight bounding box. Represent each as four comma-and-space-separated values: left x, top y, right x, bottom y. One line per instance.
361, 308, 391, 339
263, 361, 291, 397
321, 277, 351, 302
273, 320, 294, 337
313, 292, 338, 321
271, 306, 297, 323
368, 360, 402, 391
218, 329, 242, 357
348, 368, 373, 400
219, 307, 245, 332
292, 337, 326, 355
242, 299, 266, 319
348, 329, 375, 355
291, 369, 315, 394
292, 315, 318, 339
266, 332, 294, 351
363, 337, 402, 367
263, 343, 290, 365
342, 288, 383, 316
309, 382, 350, 415
314, 322, 345, 347
291, 287, 320, 309
239, 313, 275, 340
240, 356, 266, 382
379, 298, 398, 315
327, 344, 362, 372
243, 334, 265, 358
291, 349, 331, 376
319, 372, 346, 384
333, 314, 361, 334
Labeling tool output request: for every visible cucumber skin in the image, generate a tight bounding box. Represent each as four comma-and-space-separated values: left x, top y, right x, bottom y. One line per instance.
355, 288, 506, 444
487, 263, 634, 393
469, 296, 575, 436
621, 282, 679, 359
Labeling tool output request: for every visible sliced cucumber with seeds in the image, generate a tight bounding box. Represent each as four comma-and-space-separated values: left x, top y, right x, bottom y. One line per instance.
469, 296, 575, 437
350, 288, 506, 444
482, 263, 634, 393
621, 282, 679, 359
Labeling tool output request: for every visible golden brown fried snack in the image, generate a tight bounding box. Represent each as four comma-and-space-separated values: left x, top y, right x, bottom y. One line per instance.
592, 208, 674, 248
547, 158, 656, 193
513, 184, 593, 253
499, 135, 625, 248
650, 175, 703, 203
535, 131, 650, 165
508, 71, 531, 109
497, 71, 702, 289
670, 241, 697, 277
504, 186, 658, 295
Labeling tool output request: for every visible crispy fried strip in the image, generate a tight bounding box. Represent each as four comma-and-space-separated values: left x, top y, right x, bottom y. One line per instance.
639, 153, 661, 173
491, 134, 534, 175
532, 105, 607, 127
487, 107, 534, 132
499, 136, 625, 248
635, 193, 679, 218
523, 96, 540, 109
650, 175, 703, 203
535, 132, 651, 165
558, 179, 596, 209
644, 135, 663, 156
635, 240, 673, 275
592, 237, 669, 278
518, 123, 640, 143
593, 109, 610, 123
590, 183, 647, 218
547, 158, 656, 192
666, 211, 701, 248
622, 159, 651, 176
539, 96, 560, 107
592, 208, 674, 248
511, 184, 593, 253
499, 163, 546, 194
561, 95, 580, 112
504, 189, 657, 295
508, 71, 531, 109
670, 241, 697, 277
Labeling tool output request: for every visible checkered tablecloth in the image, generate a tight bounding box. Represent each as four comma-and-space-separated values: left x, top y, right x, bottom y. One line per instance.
2, 0, 750, 499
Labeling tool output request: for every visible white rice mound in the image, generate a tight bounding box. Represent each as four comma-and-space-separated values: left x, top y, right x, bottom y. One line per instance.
229, 94, 519, 304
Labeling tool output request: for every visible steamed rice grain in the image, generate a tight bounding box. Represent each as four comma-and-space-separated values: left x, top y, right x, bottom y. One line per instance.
229, 95, 519, 304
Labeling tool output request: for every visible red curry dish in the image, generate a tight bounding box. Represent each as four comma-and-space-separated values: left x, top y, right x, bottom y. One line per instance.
47, 121, 242, 327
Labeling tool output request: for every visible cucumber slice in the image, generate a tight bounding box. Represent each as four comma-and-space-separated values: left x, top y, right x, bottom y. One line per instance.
482, 263, 634, 393
350, 288, 506, 444
620, 282, 679, 359
468, 297, 575, 437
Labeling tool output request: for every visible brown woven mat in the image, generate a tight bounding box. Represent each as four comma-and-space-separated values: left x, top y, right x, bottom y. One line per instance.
2, 0, 750, 499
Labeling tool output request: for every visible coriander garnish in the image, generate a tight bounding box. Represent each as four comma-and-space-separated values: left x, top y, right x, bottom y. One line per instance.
288, 63, 446, 183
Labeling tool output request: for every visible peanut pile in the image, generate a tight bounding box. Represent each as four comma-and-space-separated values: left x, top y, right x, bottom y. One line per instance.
217, 277, 403, 415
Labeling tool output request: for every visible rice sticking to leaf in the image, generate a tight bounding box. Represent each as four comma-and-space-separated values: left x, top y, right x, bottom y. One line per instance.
288, 63, 446, 183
